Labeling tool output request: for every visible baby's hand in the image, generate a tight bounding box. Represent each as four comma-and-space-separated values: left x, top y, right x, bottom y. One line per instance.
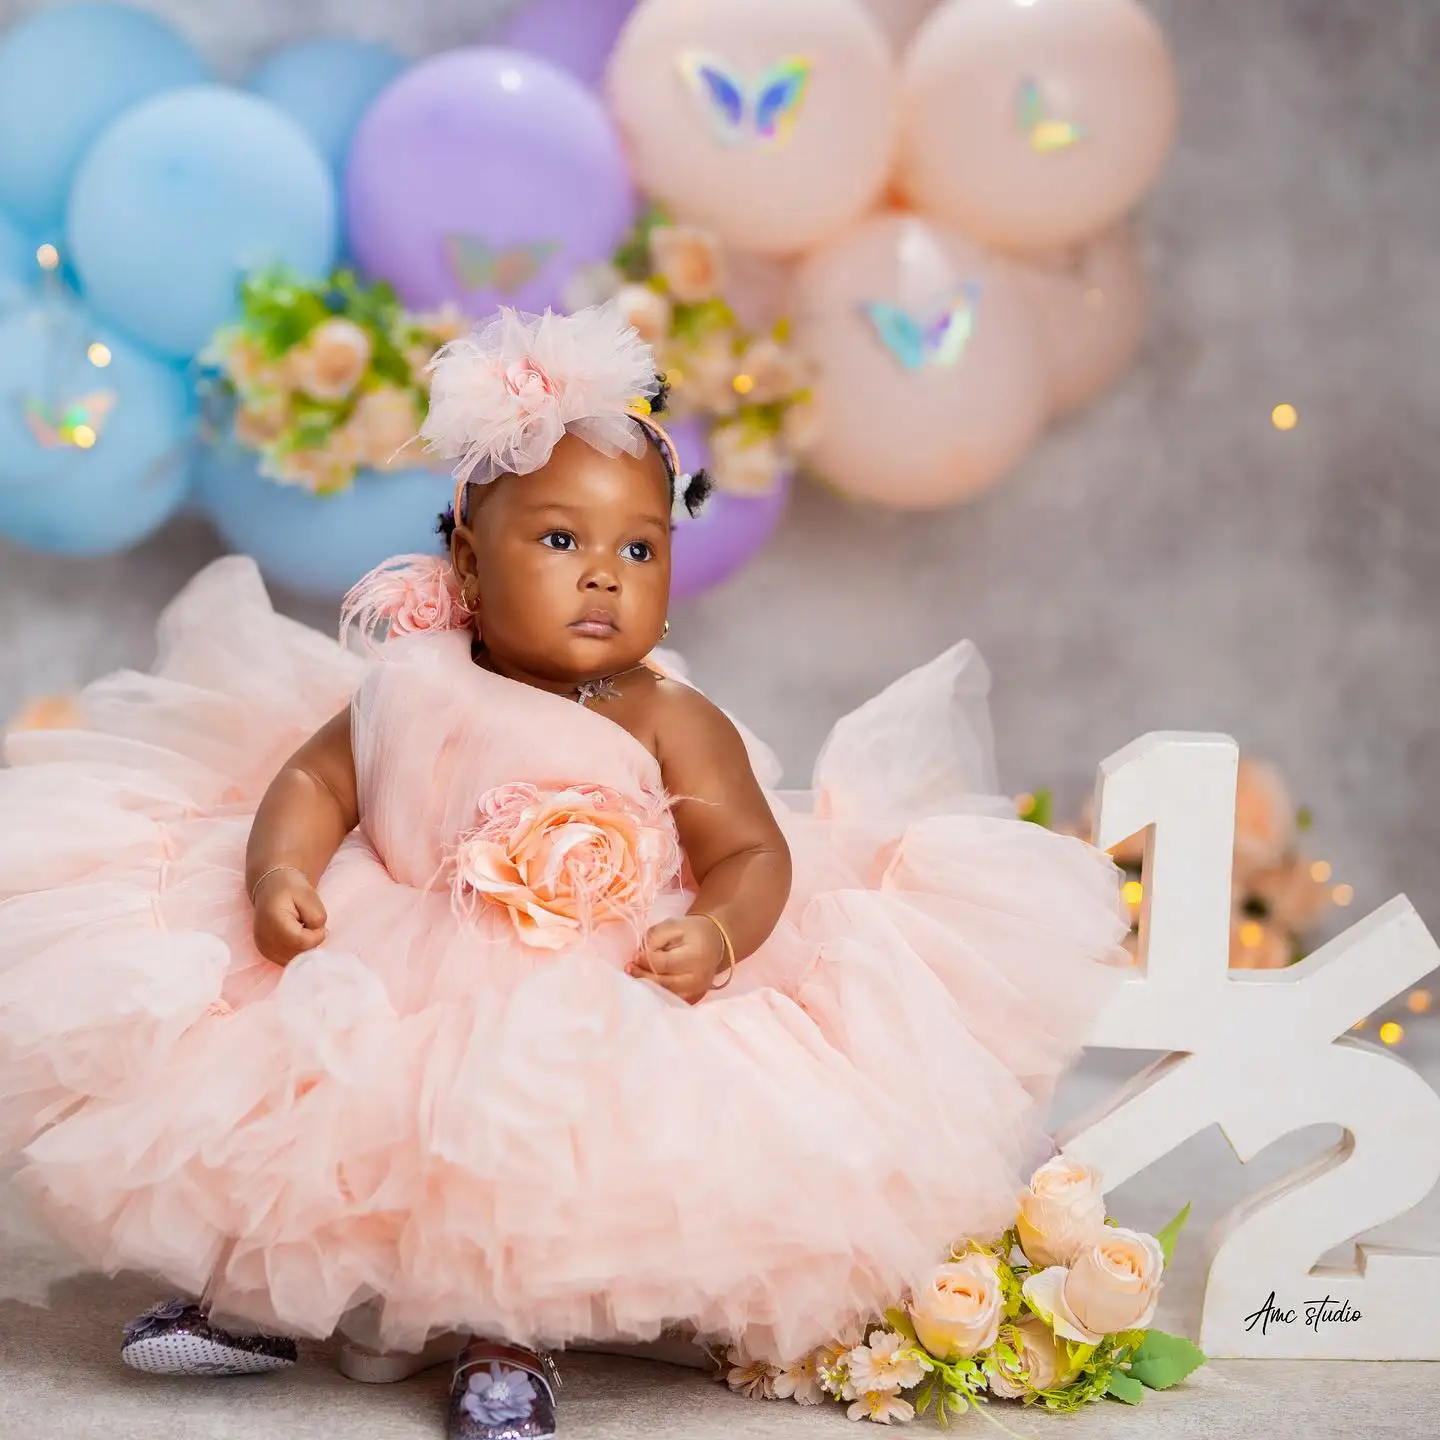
252, 869, 328, 966
629, 916, 727, 1005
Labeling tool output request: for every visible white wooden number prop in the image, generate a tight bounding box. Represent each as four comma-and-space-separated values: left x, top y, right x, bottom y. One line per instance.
1059, 734, 1440, 1360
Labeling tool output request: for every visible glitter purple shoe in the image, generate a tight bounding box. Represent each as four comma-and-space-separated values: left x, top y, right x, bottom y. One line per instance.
448, 1341, 560, 1440
121, 1299, 298, 1377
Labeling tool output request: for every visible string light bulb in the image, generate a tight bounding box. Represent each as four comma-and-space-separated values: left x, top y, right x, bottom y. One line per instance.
1310, 860, 1332, 883
1408, 991, 1433, 1015
36, 244, 59, 271
1379, 1021, 1404, 1046
87, 342, 112, 368
732, 373, 755, 396
1332, 883, 1355, 907
71, 425, 97, 450
1122, 880, 1144, 908
1271, 403, 1299, 431
1239, 921, 1264, 949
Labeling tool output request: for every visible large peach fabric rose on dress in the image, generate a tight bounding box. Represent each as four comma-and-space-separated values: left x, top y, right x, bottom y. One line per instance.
452, 783, 680, 949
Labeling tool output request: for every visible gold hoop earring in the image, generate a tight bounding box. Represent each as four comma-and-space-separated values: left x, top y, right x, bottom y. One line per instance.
662, 620, 671, 639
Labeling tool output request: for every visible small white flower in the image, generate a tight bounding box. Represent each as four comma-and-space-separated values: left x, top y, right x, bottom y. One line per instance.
845, 1331, 928, 1396
847, 1390, 917, 1425
773, 1351, 824, 1406
725, 1346, 780, 1401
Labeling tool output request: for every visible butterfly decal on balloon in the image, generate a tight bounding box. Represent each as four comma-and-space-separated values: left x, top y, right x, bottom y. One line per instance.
678, 52, 812, 147
1016, 79, 1084, 155
444, 235, 562, 296
861, 285, 983, 373
22, 391, 116, 449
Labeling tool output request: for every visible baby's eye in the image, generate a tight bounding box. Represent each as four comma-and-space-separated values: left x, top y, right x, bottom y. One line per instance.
540, 531, 577, 552
622, 541, 653, 564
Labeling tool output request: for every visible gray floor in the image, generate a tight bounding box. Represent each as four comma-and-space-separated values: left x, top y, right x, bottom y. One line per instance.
2, 0, 1439, 1434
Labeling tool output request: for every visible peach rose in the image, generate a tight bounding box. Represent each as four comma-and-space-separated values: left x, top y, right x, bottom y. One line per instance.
909, 1254, 1005, 1361
1242, 854, 1330, 936
1064, 1228, 1165, 1336
709, 424, 784, 497
272, 443, 352, 495
345, 386, 423, 470
501, 357, 558, 414
288, 318, 373, 401
233, 393, 289, 449
223, 335, 288, 394
1234, 758, 1295, 876
985, 1319, 1070, 1399
650, 224, 726, 304
734, 338, 808, 406
615, 283, 673, 349
1016, 1157, 1108, 1268
452, 783, 681, 950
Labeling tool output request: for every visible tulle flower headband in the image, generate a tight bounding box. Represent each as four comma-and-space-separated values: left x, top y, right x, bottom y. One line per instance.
422, 302, 683, 524
341, 302, 689, 652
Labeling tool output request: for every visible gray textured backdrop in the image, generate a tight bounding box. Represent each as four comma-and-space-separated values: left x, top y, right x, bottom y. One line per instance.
0, 0, 1437, 947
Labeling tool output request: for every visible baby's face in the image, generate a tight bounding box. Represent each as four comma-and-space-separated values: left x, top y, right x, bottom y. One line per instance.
455, 433, 672, 684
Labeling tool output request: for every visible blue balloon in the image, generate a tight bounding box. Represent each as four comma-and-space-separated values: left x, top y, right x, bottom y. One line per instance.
0, 207, 32, 312
0, 3, 208, 231
197, 445, 452, 600
68, 85, 338, 360
0, 298, 193, 554
247, 38, 407, 179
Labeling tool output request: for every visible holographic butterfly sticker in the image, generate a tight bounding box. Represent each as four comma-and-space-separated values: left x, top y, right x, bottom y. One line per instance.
678, 52, 812, 147
861, 285, 983, 373
444, 236, 562, 295
22, 391, 116, 449
1016, 79, 1084, 155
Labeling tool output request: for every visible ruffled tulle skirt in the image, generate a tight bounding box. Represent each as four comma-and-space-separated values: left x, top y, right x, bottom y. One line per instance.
0, 559, 1127, 1360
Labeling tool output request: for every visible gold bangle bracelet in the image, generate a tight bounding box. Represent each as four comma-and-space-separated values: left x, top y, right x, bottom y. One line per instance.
247, 864, 304, 906
698, 912, 737, 990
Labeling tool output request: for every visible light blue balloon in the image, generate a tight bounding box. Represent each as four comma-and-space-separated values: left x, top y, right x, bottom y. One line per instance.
0, 3, 208, 231
197, 444, 452, 600
0, 207, 32, 312
67, 85, 338, 360
0, 298, 193, 554
247, 38, 407, 179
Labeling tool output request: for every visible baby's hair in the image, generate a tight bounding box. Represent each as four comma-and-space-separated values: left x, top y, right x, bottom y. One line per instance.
436, 373, 712, 548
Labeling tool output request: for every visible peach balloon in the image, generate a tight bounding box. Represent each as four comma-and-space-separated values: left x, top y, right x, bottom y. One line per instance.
1014, 225, 1147, 420
897, 0, 1178, 253
793, 214, 1046, 509
862, 0, 942, 53
606, 0, 897, 256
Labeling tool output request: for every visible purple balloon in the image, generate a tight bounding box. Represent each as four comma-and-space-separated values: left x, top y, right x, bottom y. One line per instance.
495, 0, 637, 89
346, 48, 635, 314
666, 418, 790, 602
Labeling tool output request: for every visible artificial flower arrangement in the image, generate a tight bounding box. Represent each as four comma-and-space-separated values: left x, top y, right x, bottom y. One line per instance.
1022, 756, 1342, 972
563, 208, 816, 498
201, 268, 466, 496
726, 1157, 1204, 1426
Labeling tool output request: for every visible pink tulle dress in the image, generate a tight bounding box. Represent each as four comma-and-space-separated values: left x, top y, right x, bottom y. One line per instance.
0, 559, 1127, 1362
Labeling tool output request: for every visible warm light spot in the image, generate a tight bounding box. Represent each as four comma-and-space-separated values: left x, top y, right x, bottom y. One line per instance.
1014, 793, 1037, 818
1379, 1022, 1404, 1046
1408, 990, 1433, 1015
36, 243, 59, 270
732, 373, 755, 396
1239, 921, 1265, 949
1352, 1017, 1368, 1031
1122, 880, 1144, 908
1332, 883, 1355, 907
1309, 860, 1332, 883
499, 68, 524, 92
87, 342, 112, 368
1271, 403, 1299, 431
71, 424, 97, 449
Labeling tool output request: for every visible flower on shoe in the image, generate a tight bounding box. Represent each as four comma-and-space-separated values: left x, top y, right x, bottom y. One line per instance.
909, 1254, 1005, 1361
984, 1319, 1070, 1399
847, 1390, 916, 1425
462, 1363, 538, 1425
772, 1350, 824, 1406
725, 1346, 780, 1400
844, 1331, 929, 1395
452, 783, 680, 949
1016, 1156, 1109, 1268
123, 1297, 194, 1342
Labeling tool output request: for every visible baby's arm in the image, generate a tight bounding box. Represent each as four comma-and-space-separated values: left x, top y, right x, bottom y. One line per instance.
245, 708, 359, 965
631, 684, 792, 1003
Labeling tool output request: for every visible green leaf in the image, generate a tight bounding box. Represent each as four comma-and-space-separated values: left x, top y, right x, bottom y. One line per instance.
1297, 806, 1314, 831
1128, 1331, 1207, 1391
1105, 1371, 1146, 1405
884, 1308, 918, 1345
916, 1380, 936, 1417
1154, 1202, 1192, 1266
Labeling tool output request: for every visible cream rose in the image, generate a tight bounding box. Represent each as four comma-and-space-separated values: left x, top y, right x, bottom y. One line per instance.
233, 393, 289, 449
985, 1319, 1069, 1399
1065, 1227, 1166, 1335
345, 386, 422, 470
909, 1254, 1004, 1361
615, 283, 673, 348
1016, 1156, 1108, 1268
709, 424, 784, 497
650, 224, 726, 304
288, 318, 372, 401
